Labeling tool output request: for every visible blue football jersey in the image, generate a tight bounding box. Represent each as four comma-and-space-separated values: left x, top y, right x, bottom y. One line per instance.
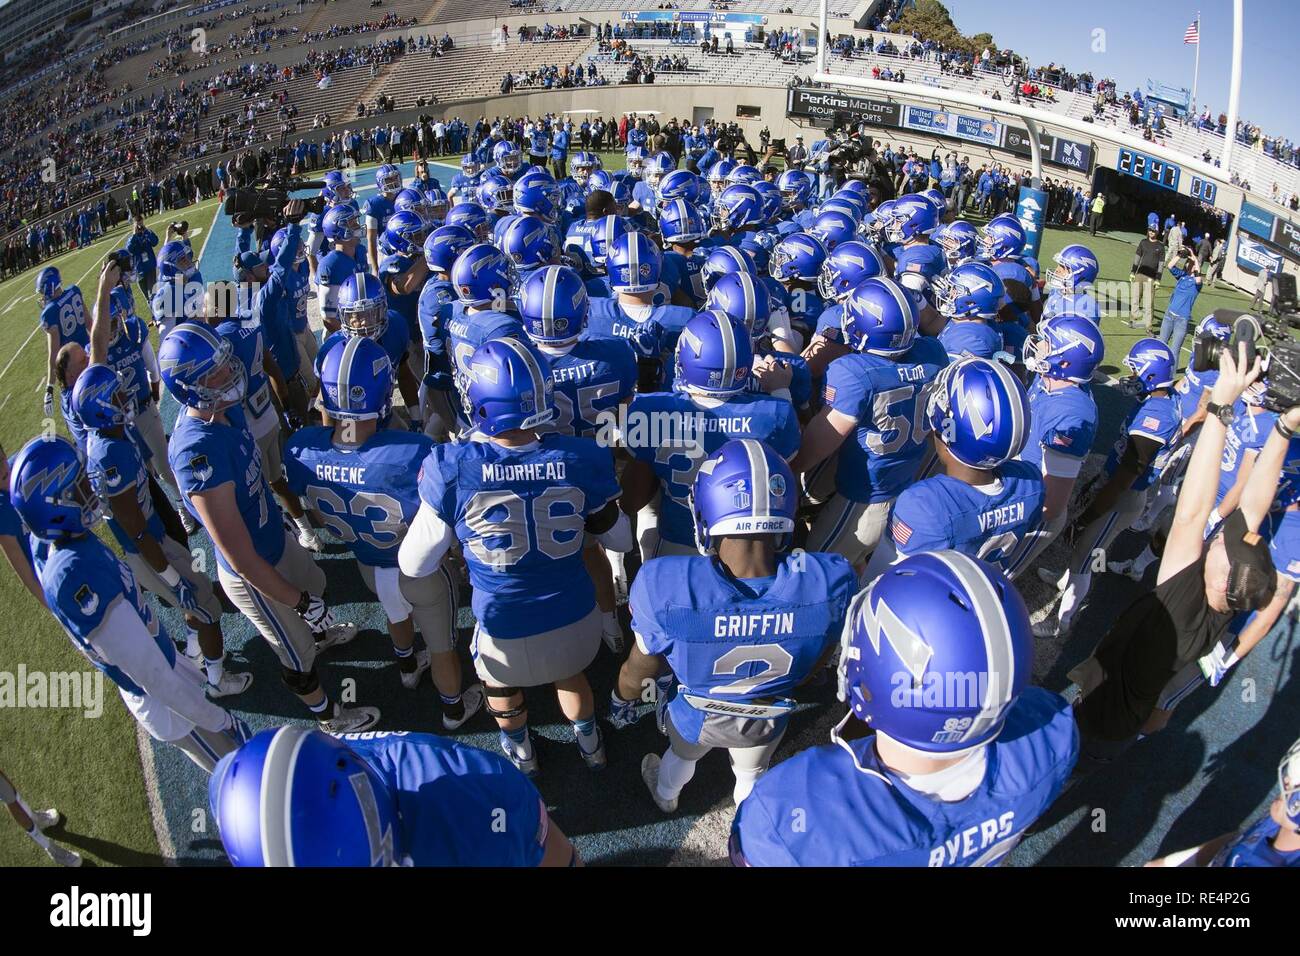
785, 285, 826, 332
989, 259, 1039, 327
1104, 393, 1181, 491
363, 195, 396, 233
814, 301, 845, 342
35, 534, 175, 698
59, 387, 88, 457
1217, 408, 1277, 504
0, 459, 33, 572
170, 404, 283, 574
86, 426, 166, 555
40, 286, 89, 346
1018, 378, 1098, 474
218, 319, 276, 424
1175, 366, 1217, 423
663, 249, 707, 305
938, 320, 1003, 362
103, 315, 152, 407
1212, 815, 1300, 868
285, 428, 433, 569
380, 253, 423, 333
417, 277, 457, 387
587, 297, 693, 364
418, 434, 619, 639
628, 391, 801, 547
1043, 289, 1099, 322
446, 305, 526, 383
338, 732, 547, 866
631, 551, 856, 744
731, 687, 1079, 866
823, 337, 949, 503
537, 337, 637, 440
894, 243, 947, 280
891, 463, 1044, 573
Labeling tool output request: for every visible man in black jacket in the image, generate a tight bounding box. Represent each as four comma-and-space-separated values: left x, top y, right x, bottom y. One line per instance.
1129, 225, 1165, 333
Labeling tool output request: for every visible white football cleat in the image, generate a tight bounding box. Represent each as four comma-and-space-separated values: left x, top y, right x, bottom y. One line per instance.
314, 622, 359, 652
1107, 558, 1146, 581
578, 726, 607, 771
205, 671, 254, 698
32, 808, 63, 830
179, 509, 200, 537
399, 649, 430, 690
443, 684, 484, 731
298, 527, 325, 553
640, 754, 678, 814
601, 616, 626, 654
46, 843, 82, 867
318, 705, 381, 734
1037, 567, 1066, 590
499, 731, 540, 778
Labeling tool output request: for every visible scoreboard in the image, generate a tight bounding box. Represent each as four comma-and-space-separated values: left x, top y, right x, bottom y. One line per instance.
1116, 147, 1180, 191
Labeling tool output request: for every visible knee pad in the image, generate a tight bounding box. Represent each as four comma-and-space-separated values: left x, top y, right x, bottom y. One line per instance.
484, 684, 526, 719
280, 664, 320, 697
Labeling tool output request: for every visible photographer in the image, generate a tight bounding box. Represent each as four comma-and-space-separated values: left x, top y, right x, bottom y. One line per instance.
1069, 342, 1295, 775
1157, 248, 1203, 362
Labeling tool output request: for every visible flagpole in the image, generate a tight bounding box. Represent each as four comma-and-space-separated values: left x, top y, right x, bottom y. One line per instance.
1190, 13, 1201, 117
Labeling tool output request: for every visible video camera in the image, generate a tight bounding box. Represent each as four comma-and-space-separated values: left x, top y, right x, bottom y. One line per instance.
1192, 308, 1300, 413
222, 147, 327, 227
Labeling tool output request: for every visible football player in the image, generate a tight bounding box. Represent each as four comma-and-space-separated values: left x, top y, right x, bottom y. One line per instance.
1011, 314, 1105, 578
161, 319, 379, 733
365, 163, 404, 268
1036, 339, 1181, 638
618, 310, 800, 564
775, 170, 817, 235
768, 232, 828, 352
793, 278, 948, 571
933, 220, 979, 269
37, 266, 89, 420
285, 337, 483, 726
804, 239, 888, 376
887, 194, 945, 282
933, 260, 1006, 362
977, 214, 1040, 356
0, 444, 43, 606
731, 551, 1079, 865
254, 219, 314, 417
317, 204, 367, 335
149, 240, 203, 339
659, 199, 711, 308
399, 338, 633, 776
446, 243, 527, 409
10, 435, 251, 773
706, 274, 810, 410
0, 767, 79, 866
628, 440, 855, 809
1044, 243, 1100, 322
211, 727, 580, 866
449, 154, 483, 205
417, 225, 476, 440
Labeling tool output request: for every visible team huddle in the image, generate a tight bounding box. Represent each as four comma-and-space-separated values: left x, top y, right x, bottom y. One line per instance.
5, 133, 1298, 868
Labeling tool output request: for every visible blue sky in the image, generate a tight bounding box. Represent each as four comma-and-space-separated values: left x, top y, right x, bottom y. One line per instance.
947, 0, 1299, 143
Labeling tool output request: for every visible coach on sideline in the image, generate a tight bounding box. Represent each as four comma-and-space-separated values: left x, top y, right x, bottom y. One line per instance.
1068, 342, 1298, 775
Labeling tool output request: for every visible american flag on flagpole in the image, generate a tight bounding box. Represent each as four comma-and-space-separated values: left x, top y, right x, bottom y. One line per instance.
1184, 19, 1200, 44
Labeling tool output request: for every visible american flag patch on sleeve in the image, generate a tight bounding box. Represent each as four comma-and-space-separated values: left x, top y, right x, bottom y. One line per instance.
893, 519, 913, 545
823, 385, 837, 404
1051, 433, 1073, 447
1141, 416, 1162, 431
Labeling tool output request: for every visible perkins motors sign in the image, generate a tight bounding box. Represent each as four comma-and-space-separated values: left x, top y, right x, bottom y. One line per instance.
786, 88, 901, 127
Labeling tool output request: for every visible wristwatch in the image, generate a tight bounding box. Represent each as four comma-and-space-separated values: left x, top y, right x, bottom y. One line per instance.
1206, 401, 1235, 426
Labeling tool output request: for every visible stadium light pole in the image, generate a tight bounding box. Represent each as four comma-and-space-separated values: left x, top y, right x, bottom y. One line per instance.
817, 0, 828, 76
1221, 0, 1244, 171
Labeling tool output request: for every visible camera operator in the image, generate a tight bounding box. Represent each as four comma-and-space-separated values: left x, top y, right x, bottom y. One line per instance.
1068, 342, 1296, 776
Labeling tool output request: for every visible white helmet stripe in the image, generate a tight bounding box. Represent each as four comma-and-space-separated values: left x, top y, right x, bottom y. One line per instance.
541, 266, 559, 339
987, 358, 1027, 455
931, 550, 1016, 745
499, 337, 548, 414
718, 312, 737, 387
627, 233, 640, 285
339, 336, 363, 413
260, 725, 311, 867
741, 439, 770, 519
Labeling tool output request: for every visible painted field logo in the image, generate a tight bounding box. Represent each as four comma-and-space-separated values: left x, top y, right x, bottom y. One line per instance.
0, 666, 103, 718
50, 887, 151, 936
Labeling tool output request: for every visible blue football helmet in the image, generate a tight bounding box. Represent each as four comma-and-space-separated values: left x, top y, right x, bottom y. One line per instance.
9, 436, 103, 541
707, 272, 770, 337
933, 260, 1006, 319
769, 232, 827, 283
978, 214, 1027, 260
375, 163, 402, 195
675, 310, 753, 396
726, 164, 761, 186
477, 172, 514, 214
817, 240, 886, 301
809, 209, 858, 252
445, 202, 490, 240
829, 189, 868, 219
862, 199, 898, 243
1023, 313, 1105, 383
712, 184, 764, 233
933, 220, 978, 266
656, 169, 699, 207
451, 242, 518, 307
1124, 337, 1177, 392
159, 322, 247, 412
270, 227, 305, 267
518, 265, 589, 350
423, 186, 449, 223
753, 181, 783, 225
706, 159, 737, 194
504, 216, 560, 270
841, 277, 918, 356
1280, 736, 1300, 831
658, 199, 707, 246
321, 169, 354, 205
513, 179, 561, 223
318, 335, 393, 421
464, 337, 556, 435
1048, 243, 1100, 292
838, 550, 1032, 754
587, 168, 615, 195
625, 146, 649, 178
926, 357, 1030, 469
700, 245, 756, 292
777, 169, 813, 209
587, 215, 629, 269
491, 213, 522, 250
461, 153, 482, 178
72, 363, 133, 430
493, 140, 522, 175
394, 187, 434, 226
920, 187, 948, 218
382, 210, 429, 258
422, 224, 476, 274
691, 438, 797, 554
645, 151, 676, 189
337, 272, 389, 339
36, 266, 62, 299
158, 240, 196, 280
608, 231, 662, 294
1194, 312, 1232, 342
211, 726, 399, 867
321, 205, 363, 244
572, 151, 601, 186
883, 194, 939, 244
